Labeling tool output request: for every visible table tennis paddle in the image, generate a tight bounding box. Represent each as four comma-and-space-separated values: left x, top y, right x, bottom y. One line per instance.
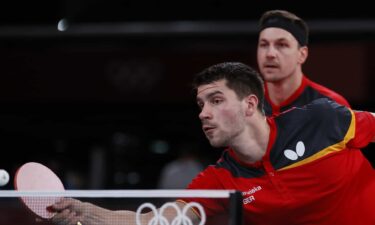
14, 162, 65, 219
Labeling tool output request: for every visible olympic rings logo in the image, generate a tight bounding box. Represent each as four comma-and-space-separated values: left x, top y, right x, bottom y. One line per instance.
136, 202, 206, 225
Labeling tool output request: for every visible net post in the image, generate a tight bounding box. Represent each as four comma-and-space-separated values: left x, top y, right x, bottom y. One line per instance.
228, 190, 243, 225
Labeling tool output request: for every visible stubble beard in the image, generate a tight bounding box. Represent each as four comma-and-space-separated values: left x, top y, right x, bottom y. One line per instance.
206, 129, 229, 148
262, 71, 284, 83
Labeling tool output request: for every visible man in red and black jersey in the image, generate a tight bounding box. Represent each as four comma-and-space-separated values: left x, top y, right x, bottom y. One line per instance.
257, 10, 350, 116
184, 62, 375, 225
51, 62, 374, 225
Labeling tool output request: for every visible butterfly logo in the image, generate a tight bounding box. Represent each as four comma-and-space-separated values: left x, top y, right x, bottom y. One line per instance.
283, 141, 305, 161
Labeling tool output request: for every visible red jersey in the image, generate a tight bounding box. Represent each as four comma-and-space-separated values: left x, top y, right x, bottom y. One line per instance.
264, 75, 350, 116
184, 99, 375, 225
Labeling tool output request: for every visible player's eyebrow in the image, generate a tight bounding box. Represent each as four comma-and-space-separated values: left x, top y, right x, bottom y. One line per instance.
196, 90, 223, 102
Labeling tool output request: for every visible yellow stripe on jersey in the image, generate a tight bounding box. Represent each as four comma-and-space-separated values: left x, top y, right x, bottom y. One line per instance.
279, 109, 356, 171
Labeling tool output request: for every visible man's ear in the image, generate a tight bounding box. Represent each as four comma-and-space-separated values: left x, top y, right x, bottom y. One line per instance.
244, 94, 259, 116
298, 46, 308, 64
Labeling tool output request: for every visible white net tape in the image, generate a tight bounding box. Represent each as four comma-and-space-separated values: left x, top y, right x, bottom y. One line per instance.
0, 190, 232, 198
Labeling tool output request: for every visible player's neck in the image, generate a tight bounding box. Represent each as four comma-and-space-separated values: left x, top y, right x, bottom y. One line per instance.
266, 72, 303, 105
231, 113, 270, 164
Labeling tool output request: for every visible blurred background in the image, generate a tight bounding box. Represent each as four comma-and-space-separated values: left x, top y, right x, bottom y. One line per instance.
0, 0, 374, 189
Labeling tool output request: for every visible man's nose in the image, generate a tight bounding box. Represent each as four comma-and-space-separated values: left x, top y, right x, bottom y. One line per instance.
265, 45, 277, 58
199, 105, 212, 120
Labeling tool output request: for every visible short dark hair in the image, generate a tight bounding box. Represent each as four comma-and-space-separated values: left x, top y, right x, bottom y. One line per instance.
259, 10, 309, 46
192, 62, 264, 112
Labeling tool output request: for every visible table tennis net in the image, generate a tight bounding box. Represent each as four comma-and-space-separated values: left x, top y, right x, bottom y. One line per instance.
0, 190, 243, 225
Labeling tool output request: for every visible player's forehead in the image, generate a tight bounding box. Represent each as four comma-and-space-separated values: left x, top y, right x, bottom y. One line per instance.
196, 80, 227, 98
259, 27, 296, 43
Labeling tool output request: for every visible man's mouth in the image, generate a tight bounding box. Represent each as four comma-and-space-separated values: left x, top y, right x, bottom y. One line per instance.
203, 126, 216, 133
264, 64, 278, 69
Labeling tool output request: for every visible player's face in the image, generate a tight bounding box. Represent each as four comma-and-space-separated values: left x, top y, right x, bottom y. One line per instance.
196, 79, 247, 148
257, 27, 306, 83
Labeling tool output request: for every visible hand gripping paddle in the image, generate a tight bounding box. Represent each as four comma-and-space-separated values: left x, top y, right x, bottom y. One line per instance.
14, 162, 65, 219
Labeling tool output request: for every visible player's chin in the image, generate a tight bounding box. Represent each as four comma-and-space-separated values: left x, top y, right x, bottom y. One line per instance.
264, 74, 286, 83
207, 138, 225, 148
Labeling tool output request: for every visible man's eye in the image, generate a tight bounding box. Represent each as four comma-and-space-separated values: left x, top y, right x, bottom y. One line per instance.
212, 99, 222, 105
277, 43, 288, 48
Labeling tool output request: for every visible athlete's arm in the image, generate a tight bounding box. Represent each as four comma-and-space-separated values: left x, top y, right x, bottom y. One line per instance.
346, 110, 375, 148
51, 198, 200, 225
